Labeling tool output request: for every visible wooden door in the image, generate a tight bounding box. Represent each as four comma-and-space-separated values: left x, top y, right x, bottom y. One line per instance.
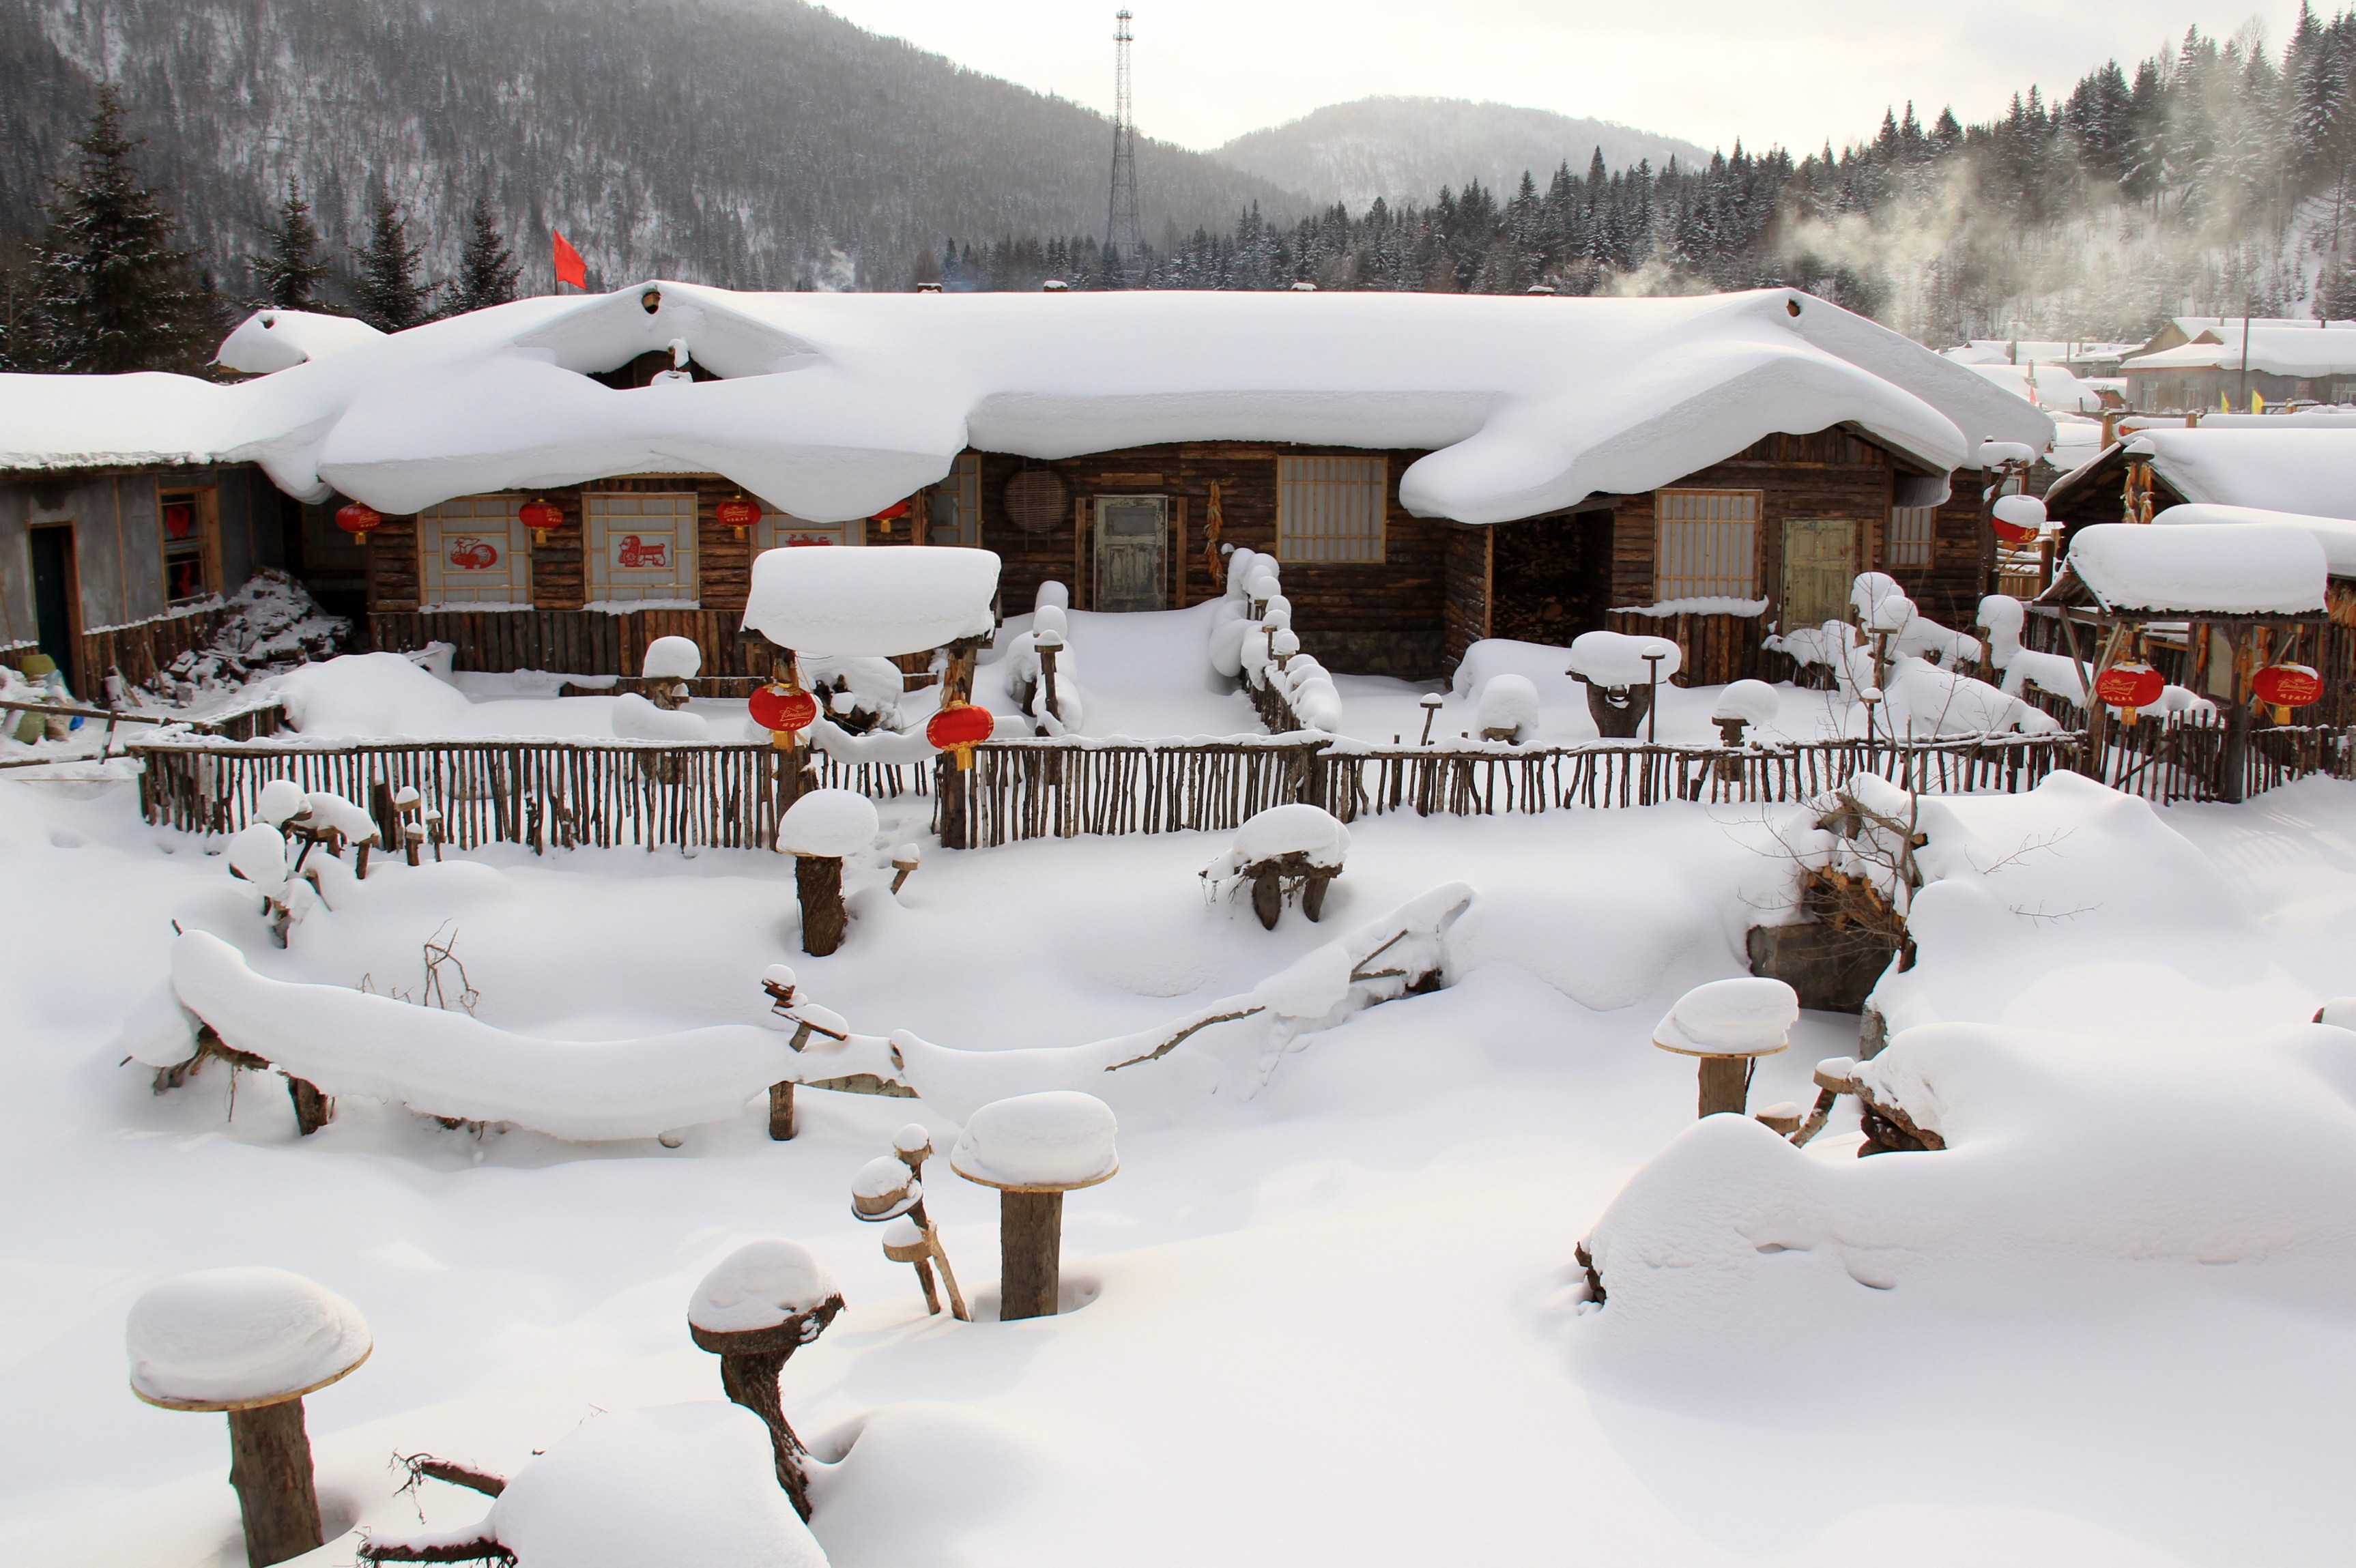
1095, 495, 1167, 611
1781, 518, 1856, 633
29, 523, 80, 691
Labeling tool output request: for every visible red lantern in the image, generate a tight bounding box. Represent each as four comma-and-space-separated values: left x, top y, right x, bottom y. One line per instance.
1993, 517, 2040, 546
2092, 661, 2164, 723
872, 497, 911, 536
334, 501, 382, 545
749, 682, 820, 743
925, 700, 996, 768
716, 496, 762, 538
2252, 663, 2323, 710
518, 498, 565, 545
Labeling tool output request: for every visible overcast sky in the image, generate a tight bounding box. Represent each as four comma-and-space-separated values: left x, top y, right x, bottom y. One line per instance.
809, 1, 2312, 154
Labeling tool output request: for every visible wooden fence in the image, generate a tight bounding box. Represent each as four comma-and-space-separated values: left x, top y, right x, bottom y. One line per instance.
955, 731, 2082, 847
135, 737, 928, 850
2099, 714, 2355, 804
370, 609, 764, 678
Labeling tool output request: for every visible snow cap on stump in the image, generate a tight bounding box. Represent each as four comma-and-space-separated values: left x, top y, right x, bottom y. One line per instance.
688, 1240, 842, 1336
1566, 629, 1680, 688
257, 779, 307, 826
227, 824, 291, 899
851, 1155, 923, 1219
126, 1267, 371, 1409
775, 788, 878, 858
1710, 680, 1781, 727
743, 545, 1000, 656
1476, 673, 1540, 739
1654, 977, 1799, 1058
951, 1091, 1119, 1190
1232, 802, 1349, 868
642, 635, 703, 680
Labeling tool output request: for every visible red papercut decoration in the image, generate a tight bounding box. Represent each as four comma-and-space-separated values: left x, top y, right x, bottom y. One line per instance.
716, 497, 762, 534
334, 502, 382, 542
2252, 664, 2323, 708
749, 684, 820, 734
925, 701, 995, 751
2091, 662, 2164, 710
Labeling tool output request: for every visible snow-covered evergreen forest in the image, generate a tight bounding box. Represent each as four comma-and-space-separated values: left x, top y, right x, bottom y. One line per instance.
949, 14, 2356, 345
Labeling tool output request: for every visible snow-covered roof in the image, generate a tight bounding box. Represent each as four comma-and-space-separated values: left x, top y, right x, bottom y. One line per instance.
2063, 521, 2327, 615
1961, 360, 2104, 414
214, 309, 387, 375
2154, 502, 2356, 579
0, 285, 2052, 524
2126, 428, 2356, 520
2124, 323, 2356, 379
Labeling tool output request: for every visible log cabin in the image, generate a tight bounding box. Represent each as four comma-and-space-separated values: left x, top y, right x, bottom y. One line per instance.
0, 286, 2050, 694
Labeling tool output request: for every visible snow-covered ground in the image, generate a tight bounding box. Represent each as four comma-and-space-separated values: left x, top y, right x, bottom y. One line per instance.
5, 746, 2356, 1565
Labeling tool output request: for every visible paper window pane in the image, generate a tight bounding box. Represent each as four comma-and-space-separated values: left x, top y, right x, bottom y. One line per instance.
1886, 505, 1937, 568
419, 495, 531, 606
1277, 456, 1385, 564
587, 492, 699, 602
1654, 489, 1761, 600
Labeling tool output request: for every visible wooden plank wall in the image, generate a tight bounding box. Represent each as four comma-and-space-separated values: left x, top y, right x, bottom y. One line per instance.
977, 443, 1450, 679
370, 609, 765, 677
79, 605, 227, 690
1440, 524, 1491, 673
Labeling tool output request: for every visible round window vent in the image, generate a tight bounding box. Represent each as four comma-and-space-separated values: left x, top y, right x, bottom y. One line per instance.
1003, 468, 1069, 534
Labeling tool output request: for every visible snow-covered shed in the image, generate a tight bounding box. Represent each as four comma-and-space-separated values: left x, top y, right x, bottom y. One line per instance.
2118, 317, 2356, 411
0, 284, 2050, 684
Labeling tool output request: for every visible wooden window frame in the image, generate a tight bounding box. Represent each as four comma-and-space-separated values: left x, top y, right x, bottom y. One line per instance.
1652, 488, 1762, 601
1276, 455, 1388, 565
418, 495, 534, 607
158, 485, 221, 608
1884, 504, 1937, 570
584, 490, 700, 605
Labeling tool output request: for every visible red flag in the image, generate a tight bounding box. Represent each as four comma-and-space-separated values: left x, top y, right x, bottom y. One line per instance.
551, 229, 587, 290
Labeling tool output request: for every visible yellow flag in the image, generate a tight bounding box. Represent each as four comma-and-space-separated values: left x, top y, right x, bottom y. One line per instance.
2221, 389, 2231, 412
2254, 390, 2266, 413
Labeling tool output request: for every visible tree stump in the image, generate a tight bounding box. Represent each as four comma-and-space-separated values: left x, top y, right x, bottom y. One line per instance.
691, 1311, 839, 1520
795, 856, 846, 957
1697, 1055, 1749, 1118
286, 1076, 333, 1137
1302, 867, 1337, 922
767, 1080, 796, 1141
1249, 863, 1284, 930
1585, 682, 1652, 740
999, 1190, 1064, 1322
227, 1398, 324, 1567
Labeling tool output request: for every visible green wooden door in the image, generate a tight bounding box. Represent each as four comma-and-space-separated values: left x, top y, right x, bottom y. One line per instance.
1095, 496, 1168, 611
1781, 518, 1857, 633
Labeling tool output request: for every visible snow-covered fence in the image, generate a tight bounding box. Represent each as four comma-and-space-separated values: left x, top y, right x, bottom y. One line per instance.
954, 731, 2084, 848
134, 736, 926, 849
2101, 714, 2356, 804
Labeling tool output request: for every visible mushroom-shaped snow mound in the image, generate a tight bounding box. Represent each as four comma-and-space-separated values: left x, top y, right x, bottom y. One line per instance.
126, 1267, 371, 1409
743, 545, 1000, 656
1992, 493, 2048, 532
1231, 802, 1350, 867
1711, 679, 1782, 726
775, 788, 878, 858
688, 1240, 842, 1336
1566, 629, 1680, 687
950, 1090, 1120, 1190
1476, 673, 1541, 740
257, 779, 307, 826
1654, 976, 1799, 1057
642, 635, 703, 680
851, 1154, 921, 1219
226, 823, 290, 898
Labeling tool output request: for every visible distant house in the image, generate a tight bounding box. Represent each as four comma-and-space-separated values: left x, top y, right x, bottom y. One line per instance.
2118, 317, 2356, 411
0, 287, 2051, 688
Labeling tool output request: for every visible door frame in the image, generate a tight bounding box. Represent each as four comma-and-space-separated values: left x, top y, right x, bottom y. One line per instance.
29, 521, 82, 691
1093, 493, 1170, 612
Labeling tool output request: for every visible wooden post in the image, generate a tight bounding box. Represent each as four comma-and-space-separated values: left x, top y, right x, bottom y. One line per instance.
999, 1189, 1064, 1321
795, 855, 847, 956
936, 635, 983, 851
767, 1080, 796, 1141
227, 1398, 324, 1567
1697, 1056, 1749, 1118
1249, 860, 1283, 929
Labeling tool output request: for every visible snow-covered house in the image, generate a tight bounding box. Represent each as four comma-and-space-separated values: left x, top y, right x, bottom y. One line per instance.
0, 285, 2050, 686
2118, 318, 2356, 411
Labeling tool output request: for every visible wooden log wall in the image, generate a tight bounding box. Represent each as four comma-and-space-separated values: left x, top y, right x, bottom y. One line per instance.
975, 443, 1450, 679
1601, 610, 1791, 687
370, 609, 764, 678
1440, 523, 1491, 673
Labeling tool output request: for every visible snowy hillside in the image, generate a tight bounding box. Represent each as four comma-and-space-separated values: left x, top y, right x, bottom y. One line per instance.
1210, 96, 1710, 212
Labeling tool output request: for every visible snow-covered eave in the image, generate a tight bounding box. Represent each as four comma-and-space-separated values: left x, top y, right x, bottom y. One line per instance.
0, 452, 250, 478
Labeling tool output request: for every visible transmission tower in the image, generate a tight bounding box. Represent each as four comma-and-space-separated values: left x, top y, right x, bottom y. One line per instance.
1106, 8, 1142, 281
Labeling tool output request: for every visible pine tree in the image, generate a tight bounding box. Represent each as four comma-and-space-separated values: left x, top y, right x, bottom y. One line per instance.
441, 195, 521, 316
15, 86, 216, 374
351, 194, 433, 332
252, 181, 332, 310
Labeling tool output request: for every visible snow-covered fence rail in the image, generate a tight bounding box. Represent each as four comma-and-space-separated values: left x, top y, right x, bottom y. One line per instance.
2099, 716, 2356, 804
132, 737, 926, 848
955, 731, 2084, 848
